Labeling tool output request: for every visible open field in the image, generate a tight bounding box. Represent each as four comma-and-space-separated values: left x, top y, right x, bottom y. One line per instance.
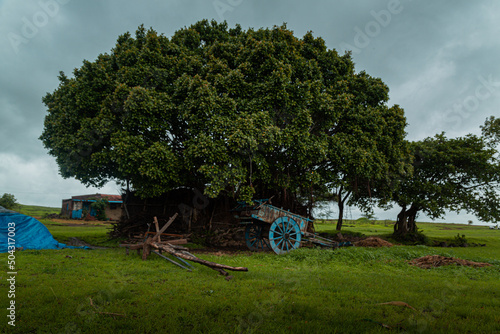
1, 216, 499, 333
15, 204, 60, 218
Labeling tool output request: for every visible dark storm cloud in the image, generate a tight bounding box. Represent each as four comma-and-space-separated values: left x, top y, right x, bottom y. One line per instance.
0, 0, 498, 224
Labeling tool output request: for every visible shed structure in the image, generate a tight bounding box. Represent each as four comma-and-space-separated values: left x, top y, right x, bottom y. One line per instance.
61, 194, 123, 220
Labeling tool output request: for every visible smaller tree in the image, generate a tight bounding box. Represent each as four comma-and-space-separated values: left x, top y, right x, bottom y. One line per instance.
0, 193, 18, 210
393, 119, 500, 237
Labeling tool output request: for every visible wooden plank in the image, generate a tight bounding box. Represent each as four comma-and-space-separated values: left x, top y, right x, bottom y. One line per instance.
153, 213, 178, 241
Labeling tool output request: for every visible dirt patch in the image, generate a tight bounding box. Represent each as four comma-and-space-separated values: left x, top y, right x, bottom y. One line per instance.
409, 255, 492, 269
354, 237, 393, 248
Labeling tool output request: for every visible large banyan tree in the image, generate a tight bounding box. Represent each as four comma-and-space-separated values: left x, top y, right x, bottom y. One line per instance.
40, 20, 409, 220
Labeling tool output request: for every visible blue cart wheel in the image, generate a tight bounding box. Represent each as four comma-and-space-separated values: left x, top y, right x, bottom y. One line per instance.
245, 224, 270, 251
268, 217, 302, 254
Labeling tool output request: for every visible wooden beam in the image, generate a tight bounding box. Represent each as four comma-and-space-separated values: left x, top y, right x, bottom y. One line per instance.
153, 213, 178, 241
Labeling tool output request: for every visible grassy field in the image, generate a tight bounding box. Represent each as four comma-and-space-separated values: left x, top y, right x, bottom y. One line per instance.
1, 216, 499, 333
15, 204, 60, 218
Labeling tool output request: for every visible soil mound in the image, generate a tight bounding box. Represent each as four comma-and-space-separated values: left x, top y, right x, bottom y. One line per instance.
409, 255, 492, 269
354, 237, 393, 248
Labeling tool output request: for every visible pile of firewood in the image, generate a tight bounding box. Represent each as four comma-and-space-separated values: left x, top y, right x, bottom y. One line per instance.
109, 212, 185, 239
120, 213, 248, 278
207, 227, 246, 247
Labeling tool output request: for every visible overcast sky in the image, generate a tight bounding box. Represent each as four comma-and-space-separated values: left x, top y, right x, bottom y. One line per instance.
1, 0, 499, 224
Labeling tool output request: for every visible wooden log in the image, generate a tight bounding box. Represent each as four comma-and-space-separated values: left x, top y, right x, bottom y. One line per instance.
121, 236, 248, 274
169, 244, 189, 251
151, 241, 248, 272
142, 237, 152, 260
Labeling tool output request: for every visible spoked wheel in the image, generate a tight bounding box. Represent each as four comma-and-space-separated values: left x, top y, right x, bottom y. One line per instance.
245, 224, 270, 251
268, 217, 302, 254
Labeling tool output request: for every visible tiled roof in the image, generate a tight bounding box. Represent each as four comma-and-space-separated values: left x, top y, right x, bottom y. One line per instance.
71, 194, 122, 202
101, 194, 122, 202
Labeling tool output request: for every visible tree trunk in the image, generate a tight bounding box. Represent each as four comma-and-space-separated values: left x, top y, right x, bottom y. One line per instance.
336, 199, 344, 231
393, 204, 418, 236
336, 187, 345, 231
336, 187, 351, 231
308, 184, 313, 218
393, 205, 407, 235
406, 204, 418, 233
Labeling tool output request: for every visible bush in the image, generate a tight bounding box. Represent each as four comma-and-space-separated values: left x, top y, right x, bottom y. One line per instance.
451, 233, 468, 246
90, 198, 108, 221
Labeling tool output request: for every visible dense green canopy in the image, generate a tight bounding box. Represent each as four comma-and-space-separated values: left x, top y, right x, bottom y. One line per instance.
40, 20, 409, 213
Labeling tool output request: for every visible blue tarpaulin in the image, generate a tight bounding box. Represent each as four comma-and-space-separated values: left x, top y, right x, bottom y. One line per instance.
0, 206, 85, 253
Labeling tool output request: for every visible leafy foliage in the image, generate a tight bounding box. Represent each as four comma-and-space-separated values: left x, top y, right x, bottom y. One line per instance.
90, 198, 109, 221
481, 115, 500, 147
40, 20, 408, 213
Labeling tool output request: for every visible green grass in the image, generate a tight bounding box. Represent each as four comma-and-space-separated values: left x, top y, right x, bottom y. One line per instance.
40, 219, 121, 248
16, 204, 60, 217
1, 219, 499, 333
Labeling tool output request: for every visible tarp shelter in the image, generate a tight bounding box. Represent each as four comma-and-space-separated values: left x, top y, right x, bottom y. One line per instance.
0, 206, 84, 253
